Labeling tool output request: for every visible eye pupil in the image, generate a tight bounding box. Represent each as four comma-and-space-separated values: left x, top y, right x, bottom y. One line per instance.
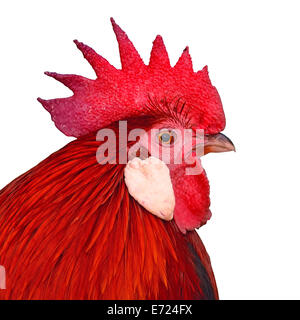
157, 129, 176, 145
161, 133, 170, 142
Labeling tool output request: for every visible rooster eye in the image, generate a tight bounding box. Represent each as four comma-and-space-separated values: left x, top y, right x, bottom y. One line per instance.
157, 129, 177, 146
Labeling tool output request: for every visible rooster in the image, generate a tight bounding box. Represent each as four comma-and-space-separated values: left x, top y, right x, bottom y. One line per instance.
0, 18, 234, 300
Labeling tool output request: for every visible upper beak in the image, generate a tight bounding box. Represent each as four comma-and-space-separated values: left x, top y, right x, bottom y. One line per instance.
204, 133, 235, 155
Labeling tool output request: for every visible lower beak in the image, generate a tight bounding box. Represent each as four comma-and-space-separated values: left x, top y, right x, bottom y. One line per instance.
203, 133, 235, 155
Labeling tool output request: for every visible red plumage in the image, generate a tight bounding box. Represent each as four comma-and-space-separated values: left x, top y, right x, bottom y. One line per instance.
0, 132, 217, 299
0, 18, 232, 300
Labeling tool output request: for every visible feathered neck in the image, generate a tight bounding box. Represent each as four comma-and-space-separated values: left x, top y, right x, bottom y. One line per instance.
0, 134, 216, 299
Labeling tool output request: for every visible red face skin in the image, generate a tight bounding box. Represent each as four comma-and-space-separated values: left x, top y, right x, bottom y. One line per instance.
136, 124, 212, 234
134, 117, 235, 233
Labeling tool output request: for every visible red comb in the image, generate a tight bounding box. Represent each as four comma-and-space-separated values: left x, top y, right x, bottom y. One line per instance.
38, 18, 225, 137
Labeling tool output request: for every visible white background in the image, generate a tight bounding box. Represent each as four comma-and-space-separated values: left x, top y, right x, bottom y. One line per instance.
0, 0, 299, 299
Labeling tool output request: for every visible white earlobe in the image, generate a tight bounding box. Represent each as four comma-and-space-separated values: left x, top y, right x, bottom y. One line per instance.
124, 156, 175, 221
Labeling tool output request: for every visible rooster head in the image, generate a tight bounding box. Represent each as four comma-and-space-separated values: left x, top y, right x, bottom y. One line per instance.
38, 18, 235, 233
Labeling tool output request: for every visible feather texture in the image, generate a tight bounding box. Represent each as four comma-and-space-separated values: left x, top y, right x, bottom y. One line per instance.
0, 132, 217, 299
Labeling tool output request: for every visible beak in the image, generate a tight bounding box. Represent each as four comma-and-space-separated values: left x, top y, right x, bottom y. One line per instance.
204, 133, 236, 155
